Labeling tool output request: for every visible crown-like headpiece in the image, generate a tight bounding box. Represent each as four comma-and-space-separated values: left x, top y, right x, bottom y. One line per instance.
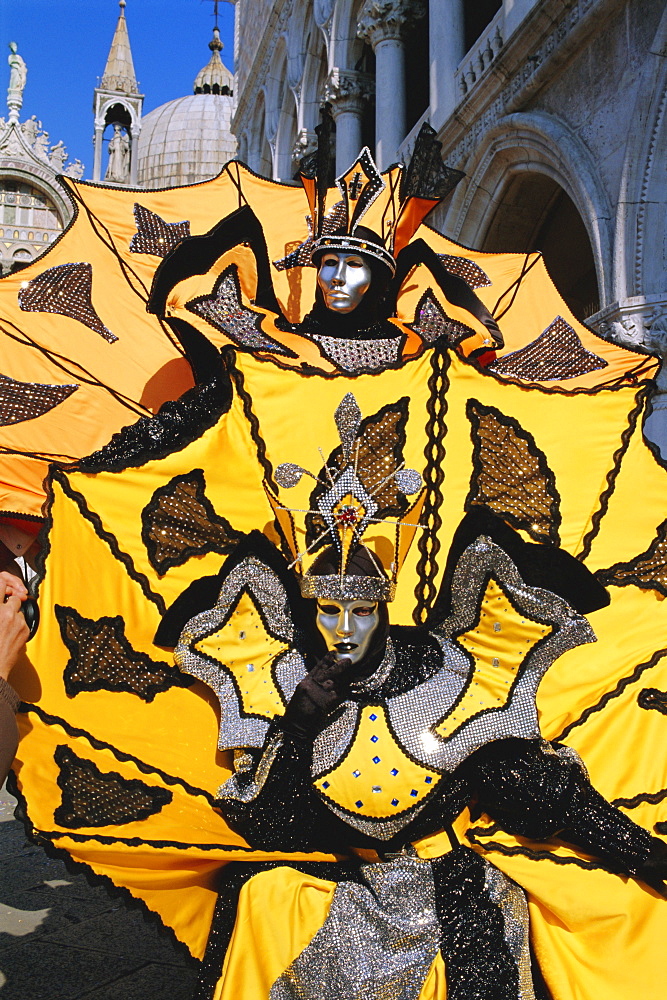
273, 123, 465, 275
265, 393, 426, 601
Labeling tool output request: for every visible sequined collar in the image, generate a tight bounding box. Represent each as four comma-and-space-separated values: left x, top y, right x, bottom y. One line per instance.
349, 638, 396, 695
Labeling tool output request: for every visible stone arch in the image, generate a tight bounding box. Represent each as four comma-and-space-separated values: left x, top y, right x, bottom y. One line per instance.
95, 96, 141, 135
274, 86, 299, 181
614, 6, 667, 303
301, 27, 329, 133
287, 4, 315, 89
445, 112, 614, 310
247, 92, 272, 178
264, 38, 289, 145
330, 0, 367, 70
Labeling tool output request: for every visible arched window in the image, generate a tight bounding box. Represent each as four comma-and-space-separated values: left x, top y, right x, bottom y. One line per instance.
482, 174, 600, 321
0, 178, 64, 273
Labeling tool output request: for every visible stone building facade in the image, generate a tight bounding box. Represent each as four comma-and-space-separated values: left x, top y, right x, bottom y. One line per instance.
231, 0, 667, 381
0, 43, 84, 275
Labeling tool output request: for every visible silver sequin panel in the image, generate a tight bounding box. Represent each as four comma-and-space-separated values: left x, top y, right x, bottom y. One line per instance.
216, 732, 284, 802
310, 537, 596, 839
269, 855, 440, 1000
311, 333, 403, 374
385, 640, 470, 768
483, 861, 536, 1000
312, 702, 360, 779
420, 536, 597, 773
175, 555, 304, 751
311, 640, 396, 777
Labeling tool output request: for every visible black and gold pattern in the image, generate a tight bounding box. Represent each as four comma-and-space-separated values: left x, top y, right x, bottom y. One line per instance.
465, 399, 561, 545
186, 265, 292, 356
56, 605, 191, 702
129, 203, 191, 257
410, 289, 475, 346
141, 469, 240, 575
0, 372, 78, 426
436, 255, 492, 290
18, 262, 117, 343
54, 744, 173, 829
488, 316, 607, 382
597, 519, 667, 597
305, 397, 411, 551
272, 200, 348, 271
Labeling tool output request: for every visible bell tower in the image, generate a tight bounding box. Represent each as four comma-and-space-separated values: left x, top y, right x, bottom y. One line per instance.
92, 0, 144, 185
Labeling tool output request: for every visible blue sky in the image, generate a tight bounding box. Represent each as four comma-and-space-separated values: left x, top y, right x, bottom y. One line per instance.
2, 0, 236, 177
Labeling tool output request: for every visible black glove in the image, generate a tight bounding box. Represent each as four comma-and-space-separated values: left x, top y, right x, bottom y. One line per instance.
281, 653, 353, 740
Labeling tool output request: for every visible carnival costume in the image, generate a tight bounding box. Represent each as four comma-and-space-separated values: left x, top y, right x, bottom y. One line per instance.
3, 133, 667, 999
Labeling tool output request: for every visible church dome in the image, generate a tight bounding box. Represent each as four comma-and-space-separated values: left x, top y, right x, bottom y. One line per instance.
137, 28, 236, 190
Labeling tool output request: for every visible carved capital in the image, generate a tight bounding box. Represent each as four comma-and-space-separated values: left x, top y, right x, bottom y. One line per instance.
357, 0, 426, 47
325, 68, 375, 116
292, 128, 318, 164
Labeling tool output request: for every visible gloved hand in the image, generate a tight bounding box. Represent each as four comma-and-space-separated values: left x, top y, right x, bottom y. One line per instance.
281, 653, 353, 740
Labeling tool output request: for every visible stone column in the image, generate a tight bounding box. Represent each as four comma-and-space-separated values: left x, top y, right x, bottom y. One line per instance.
129, 126, 140, 186
357, 0, 425, 169
429, 0, 465, 129
325, 69, 375, 173
93, 123, 104, 182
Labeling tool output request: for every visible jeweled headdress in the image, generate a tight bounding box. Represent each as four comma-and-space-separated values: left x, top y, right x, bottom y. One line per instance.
273, 122, 465, 276
265, 393, 426, 601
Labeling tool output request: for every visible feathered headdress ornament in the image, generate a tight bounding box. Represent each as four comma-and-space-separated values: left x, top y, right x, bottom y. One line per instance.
264, 393, 427, 601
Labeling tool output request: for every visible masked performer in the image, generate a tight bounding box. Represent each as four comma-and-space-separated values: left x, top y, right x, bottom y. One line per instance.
146, 124, 505, 381
150, 394, 667, 1000
7, 137, 667, 1000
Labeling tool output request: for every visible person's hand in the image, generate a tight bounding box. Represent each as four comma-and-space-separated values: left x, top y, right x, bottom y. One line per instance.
282, 653, 355, 739
0, 573, 29, 683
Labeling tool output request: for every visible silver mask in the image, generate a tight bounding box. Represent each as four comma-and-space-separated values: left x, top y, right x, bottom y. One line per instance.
316, 598, 380, 665
317, 253, 372, 314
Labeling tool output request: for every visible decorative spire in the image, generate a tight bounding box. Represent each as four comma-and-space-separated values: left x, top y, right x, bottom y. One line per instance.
194, 27, 234, 96
100, 0, 139, 95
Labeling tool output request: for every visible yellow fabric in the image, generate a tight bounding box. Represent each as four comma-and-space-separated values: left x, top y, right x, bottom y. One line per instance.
313, 704, 442, 816
212, 866, 448, 1000
6, 163, 667, 993
0, 162, 655, 518
14, 336, 667, 974
466, 822, 667, 1000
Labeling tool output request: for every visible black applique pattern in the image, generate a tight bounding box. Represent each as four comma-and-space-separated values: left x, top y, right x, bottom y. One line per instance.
433, 848, 520, 1000
77, 376, 231, 474
400, 123, 465, 203
56, 605, 191, 702
129, 204, 191, 257
638, 688, 667, 715
409, 289, 475, 346
465, 399, 561, 545
0, 372, 78, 425
186, 265, 293, 356
18, 262, 117, 343
414, 346, 449, 623
141, 469, 240, 575
305, 397, 411, 550
596, 519, 667, 597
488, 316, 607, 382
436, 255, 492, 290
54, 744, 173, 829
